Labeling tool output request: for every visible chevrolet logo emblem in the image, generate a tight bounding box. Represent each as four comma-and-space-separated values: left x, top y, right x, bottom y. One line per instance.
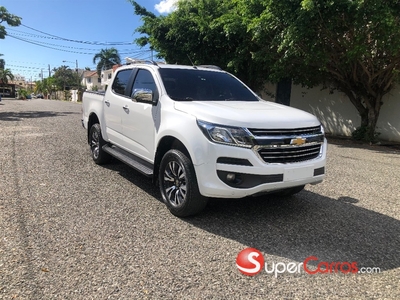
290, 137, 307, 146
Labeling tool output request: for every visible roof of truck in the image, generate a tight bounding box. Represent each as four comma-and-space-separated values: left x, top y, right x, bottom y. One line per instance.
121, 58, 224, 72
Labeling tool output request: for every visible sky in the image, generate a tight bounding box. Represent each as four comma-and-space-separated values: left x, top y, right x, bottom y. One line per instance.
0, 0, 178, 82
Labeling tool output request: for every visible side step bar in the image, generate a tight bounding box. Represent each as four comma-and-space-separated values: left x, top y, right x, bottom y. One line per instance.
102, 145, 153, 177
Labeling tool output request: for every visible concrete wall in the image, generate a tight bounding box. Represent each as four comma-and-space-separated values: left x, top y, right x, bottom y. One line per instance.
70, 89, 78, 102
260, 83, 400, 142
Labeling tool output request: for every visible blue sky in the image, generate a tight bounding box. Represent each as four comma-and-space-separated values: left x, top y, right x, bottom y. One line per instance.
0, 0, 178, 81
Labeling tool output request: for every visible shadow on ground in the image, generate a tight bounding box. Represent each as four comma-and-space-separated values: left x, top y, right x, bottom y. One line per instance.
105, 159, 399, 272
103, 159, 160, 200
187, 191, 400, 271
0, 111, 78, 121
328, 136, 400, 152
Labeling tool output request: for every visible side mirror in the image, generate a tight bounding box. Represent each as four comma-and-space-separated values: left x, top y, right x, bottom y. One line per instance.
132, 88, 154, 104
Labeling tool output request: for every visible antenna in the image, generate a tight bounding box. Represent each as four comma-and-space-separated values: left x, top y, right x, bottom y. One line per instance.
187, 55, 197, 68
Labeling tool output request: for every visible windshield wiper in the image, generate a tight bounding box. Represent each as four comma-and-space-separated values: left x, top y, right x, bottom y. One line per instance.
172, 97, 194, 101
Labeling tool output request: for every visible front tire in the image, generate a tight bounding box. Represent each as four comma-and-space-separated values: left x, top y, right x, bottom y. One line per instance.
159, 149, 208, 217
89, 123, 110, 165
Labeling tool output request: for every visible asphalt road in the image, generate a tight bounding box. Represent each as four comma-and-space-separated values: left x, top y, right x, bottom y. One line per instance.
1, 98, 399, 299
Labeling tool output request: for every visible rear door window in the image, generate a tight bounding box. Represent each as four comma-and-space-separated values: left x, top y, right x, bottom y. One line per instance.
112, 69, 133, 96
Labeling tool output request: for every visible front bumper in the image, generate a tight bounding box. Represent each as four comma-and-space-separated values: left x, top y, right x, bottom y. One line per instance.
194, 138, 327, 198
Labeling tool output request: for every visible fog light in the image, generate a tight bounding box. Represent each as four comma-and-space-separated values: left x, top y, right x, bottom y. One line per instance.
226, 173, 236, 182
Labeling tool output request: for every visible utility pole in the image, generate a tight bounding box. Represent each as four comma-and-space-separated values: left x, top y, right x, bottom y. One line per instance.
76, 59, 79, 90
62, 59, 80, 101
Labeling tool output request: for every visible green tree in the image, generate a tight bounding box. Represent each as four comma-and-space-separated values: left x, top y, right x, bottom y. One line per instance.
240, 0, 400, 141
0, 54, 4, 69
129, 0, 263, 88
35, 77, 55, 98
0, 6, 21, 39
0, 67, 14, 95
130, 0, 400, 141
92, 48, 121, 76
52, 65, 79, 90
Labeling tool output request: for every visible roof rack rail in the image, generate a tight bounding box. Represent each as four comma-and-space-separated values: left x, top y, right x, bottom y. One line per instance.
125, 57, 165, 66
197, 65, 222, 70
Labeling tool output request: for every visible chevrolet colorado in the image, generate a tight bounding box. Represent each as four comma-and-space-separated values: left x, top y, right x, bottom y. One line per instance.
82, 61, 326, 217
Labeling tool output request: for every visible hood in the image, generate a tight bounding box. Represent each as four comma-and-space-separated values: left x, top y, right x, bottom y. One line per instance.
174, 100, 320, 129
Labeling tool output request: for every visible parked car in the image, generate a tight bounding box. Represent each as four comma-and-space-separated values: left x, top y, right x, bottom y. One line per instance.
36, 94, 44, 99
82, 62, 327, 217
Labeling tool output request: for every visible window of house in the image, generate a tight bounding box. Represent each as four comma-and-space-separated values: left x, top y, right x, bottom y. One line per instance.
108, 73, 112, 79
97, 78, 101, 83
87, 78, 91, 83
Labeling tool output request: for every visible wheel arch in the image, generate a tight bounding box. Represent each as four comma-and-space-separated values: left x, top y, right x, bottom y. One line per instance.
153, 136, 191, 183
87, 113, 100, 144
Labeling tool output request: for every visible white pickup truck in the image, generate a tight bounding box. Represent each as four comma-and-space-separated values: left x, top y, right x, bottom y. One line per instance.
82, 61, 326, 217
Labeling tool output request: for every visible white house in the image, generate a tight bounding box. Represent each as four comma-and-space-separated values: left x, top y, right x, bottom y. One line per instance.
82, 71, 102, 91
100, 65, 122, 89
260, 83, 400, 143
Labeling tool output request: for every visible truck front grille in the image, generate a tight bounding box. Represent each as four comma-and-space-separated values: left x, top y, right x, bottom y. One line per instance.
257, 144, 322, 164
249, 125, 324, 164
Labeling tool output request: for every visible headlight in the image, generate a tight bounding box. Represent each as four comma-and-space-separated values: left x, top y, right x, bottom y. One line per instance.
320, 124, 325, 135
197, 120, 254, 148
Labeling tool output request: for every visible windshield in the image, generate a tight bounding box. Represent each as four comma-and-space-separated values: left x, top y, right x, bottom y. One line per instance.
159, 68, 258, 102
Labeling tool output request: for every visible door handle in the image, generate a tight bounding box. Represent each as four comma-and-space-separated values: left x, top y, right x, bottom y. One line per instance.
104, 100, 110, 106
123, 105, 129, 112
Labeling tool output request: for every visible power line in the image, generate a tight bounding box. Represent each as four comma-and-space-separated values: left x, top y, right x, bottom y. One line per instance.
7, 35, 152, 56
8, 35, 99, 55
4, 23, 156, 79
19, 24, 136, 45
8, 32, 149, 53
7, 27, 137, 46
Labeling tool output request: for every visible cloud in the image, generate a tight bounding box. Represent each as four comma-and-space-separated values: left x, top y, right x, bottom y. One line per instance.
155, 0, 178, 14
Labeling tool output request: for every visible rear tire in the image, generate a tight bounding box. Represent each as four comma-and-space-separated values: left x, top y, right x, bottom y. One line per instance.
89, 123, 110, 165
159, 149, 208, 217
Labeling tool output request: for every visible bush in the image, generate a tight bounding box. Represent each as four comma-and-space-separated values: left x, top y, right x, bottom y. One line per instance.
352, 126, 380, 143
18, 89, 29, 100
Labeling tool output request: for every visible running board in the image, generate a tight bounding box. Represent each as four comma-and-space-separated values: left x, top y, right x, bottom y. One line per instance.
102, 145, 153, 177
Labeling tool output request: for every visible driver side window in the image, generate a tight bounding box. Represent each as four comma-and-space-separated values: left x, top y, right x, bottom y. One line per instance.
131, 69, 158, 101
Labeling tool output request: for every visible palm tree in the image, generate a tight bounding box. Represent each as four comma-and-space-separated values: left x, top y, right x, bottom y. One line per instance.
0, 54, 5, 69
92, 48, 121, 76
0, 68, 14, 97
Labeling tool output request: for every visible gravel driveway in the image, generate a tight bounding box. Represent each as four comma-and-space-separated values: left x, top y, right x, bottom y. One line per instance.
1, 99, 399, 299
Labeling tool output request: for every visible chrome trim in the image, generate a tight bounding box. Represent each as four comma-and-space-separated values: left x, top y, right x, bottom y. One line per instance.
249, 126, 321, 136
253, 142, 324, 164
253, 133, 324, 140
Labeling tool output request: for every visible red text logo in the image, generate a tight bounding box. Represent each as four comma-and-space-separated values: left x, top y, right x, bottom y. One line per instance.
303, 256, 358, 274
236, 248, 265, 276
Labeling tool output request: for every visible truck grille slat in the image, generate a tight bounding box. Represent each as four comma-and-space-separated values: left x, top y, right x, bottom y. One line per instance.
249, 126, 321, 136
258, 145, 321, 163
260, 150, 321, 158
250, 126, 324, 164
